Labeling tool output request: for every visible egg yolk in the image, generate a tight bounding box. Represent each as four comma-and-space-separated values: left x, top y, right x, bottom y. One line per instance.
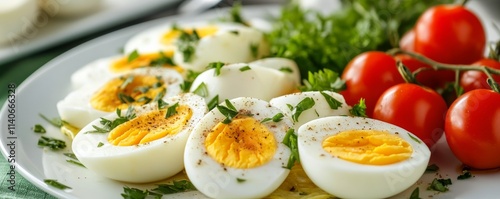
90, 75, 165, 112
108, 105, 192, 146
161, 26, 219, 45
110, 51, 183, 73
205, 116, 277, 169
322, 130, 413, 165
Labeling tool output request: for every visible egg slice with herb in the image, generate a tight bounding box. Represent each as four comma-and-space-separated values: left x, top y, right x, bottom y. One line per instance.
297, 116, 430, 198
270, 91, 351, 129
58, 68, 183, 129
189, 62, 296, 104
124, 22, 269, 72
72, 93, 207, 183
184, 97, 293, 198
71, 51, 181, 88
249, 57, 301, 87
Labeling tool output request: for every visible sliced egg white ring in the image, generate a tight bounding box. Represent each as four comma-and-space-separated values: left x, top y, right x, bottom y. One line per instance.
58, 67, 183, 129
270, 91, 351, 129
189, 63, 296, 104
250, 57, 301, 87
184, 97, 293, 198
71, 55, 122, 89
298, 116, 431, 199
72, 93, 208, 183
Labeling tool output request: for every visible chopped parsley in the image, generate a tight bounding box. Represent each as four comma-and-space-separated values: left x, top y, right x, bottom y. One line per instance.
152, 88, 166, 102
157, 99, 169, 109
410, 187, 420, 199
236, 178, 246, 183
250, 43, 259, 58
192, 82, 209, 97
457, 170, 473, 180
291, 97, 315, 123
299, 69, 345, 92
282, 129, 299, 169
176, 29, 200, 62
118, 93, 135, 104
239, 65, 251, 72
32, 124, 46, 133
206, 62, 225, 76
150, 51, 174, 66
349, 98, 367, 117
261, 113, 284, 123
127, 50, 140, 63
97, 142, 104, 147
279, 67, 293, 73
427, 178, 452, 192
44, 179, 71, 190
320, 91, 342, 110
63, 153, 78, 160
121, 180, 196, 199
39, 113, 64, 128
165, 102, 179, 118
216, 99, 238, 124
425, 164, 439, 172
121, 187, 148, 199
136, 96, 152, 104
120, 75, 134, 90
180, 70, 201, 92
66, 159, 85, 168
408, 133, 422, 144
38, 136, 66, 150
207, 95, 219, 111
86, 107, 136, 134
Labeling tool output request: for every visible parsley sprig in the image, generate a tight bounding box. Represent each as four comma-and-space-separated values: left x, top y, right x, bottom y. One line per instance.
283, 129, 299, 169
300, 69, 345, 92
216, 99, 238, 124
86, 107, 136, 134
176, 29, 200, 62
121, 180, 196, 199
38, 136, 66, 150
349, 98, 367, 117
290, 97, 315, 123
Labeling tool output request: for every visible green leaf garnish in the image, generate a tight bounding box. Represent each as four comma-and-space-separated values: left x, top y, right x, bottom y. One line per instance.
457, 170, 473, 180
153, 88, 166, 102
299, 69, 345, 92
66, 159, 86, 168
236, 178, 246, 183
217, 99, 238, 124
165, 102, 179, 118
320, 91, 342, 110
250, 43, 259, 58
157, 99, 169, 109
410, 187, 420, 199
86, 107, 136, 134
261, 113, 284, 123
408, 133, 422, 144
427, 178, 452, 192
150, 180, 197, 194
192, 82, 209, 97
176, 29, 200, 62
228, 2, 247, 26
120, 75, 134, 90
121, 187, 148, 199
349, 98, 367, 117
426, 164, 439, 172
97, 142, 104, 147
39, 113, 63, 128
279, 67, 293, 73
44, 179, 71, 190
136, 96, 152, 104
239, 65, 252, 72
63, 153, 78, 160
118, 93, 135, 104
150, 51, 174, 66
283, 129, 299, 169
291, 97, 315, 122
33, 124, 46, 133
127, 50, 139, 63
207, 62, 225, 76
207, 95, 219, 111
38, 136, 66, 150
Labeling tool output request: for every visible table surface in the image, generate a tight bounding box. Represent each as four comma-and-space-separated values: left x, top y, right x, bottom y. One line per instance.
0, 1, 281, 197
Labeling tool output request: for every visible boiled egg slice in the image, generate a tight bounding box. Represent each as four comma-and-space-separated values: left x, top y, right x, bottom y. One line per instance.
71, 51, 181, 89
297, 116, 430, 198
189, 62, 296, 104
124, 22, 269, 72
58, 68, 183, 129
184, 97, 293, 198
249, 57, 301, 87
72, 93, 207, 183
270, 91, 351, 129
0, 0, 38, 45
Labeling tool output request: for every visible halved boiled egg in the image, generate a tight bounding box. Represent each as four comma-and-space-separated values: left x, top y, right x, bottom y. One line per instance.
189, 62, 296, 104
184, 97, 293, 198
249, 57, 301, 86
58, 68, 183, 129
270, 91, 351, 129
297, 116, 430, 198
72, 93, 208, 183
71, 51, 181, 89
124, 22, 269, 72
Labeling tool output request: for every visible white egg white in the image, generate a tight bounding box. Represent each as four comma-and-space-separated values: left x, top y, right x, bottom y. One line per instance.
189, 63, 296, 104
297, 116, 431, 199
0, 0, 38, 45
249, 57, 301, 87
270, 91, 351, 129
184, 97, 293, 199
70, 55, 122, 89
72, 93, 208, 183
57, 67, 183, 129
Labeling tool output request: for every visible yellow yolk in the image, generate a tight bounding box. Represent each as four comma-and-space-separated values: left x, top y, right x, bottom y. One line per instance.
205, 117, 277, 169
322, 130, 413, 165
108, 105, 193, 146
90, 75, 165, 112
110, 51, 183, 73
161, 26, 219, 45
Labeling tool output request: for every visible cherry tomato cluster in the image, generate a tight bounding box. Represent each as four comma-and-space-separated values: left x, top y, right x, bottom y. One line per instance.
340, 3, 500, 169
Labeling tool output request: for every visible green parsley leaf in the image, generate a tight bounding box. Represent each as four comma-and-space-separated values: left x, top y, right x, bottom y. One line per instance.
44, 179, 71, 190
127, 50, 140, 63
192, 82, 209, 97
427, 178, 452, 192
408, 133, 422, 144
207, 95, 219, 111
228, 2, 247, 26
300, 69, 345, 92
349, 98, 367, 117
176, 29, 200, 62
150, 180, 197, 194
410, 187, 421, 199
33, 124, 46, 133
239, 65, 252, 72
217, 99, 239, 124
158, 99, 169, 109
425, 164, 439, 172
39, 113, 63, 128
63, 153, 78, 160
206, 62, 225, 76
120, 75, 134, 90
165, 102, 179, 118
86, 107, 136, 134
150, 51, 174, 66
38, 136, 66, 150
180, 70, 201, 92
320, 91, 342, 110
250, 43, 259, 58
279, 67, 293, 73
118, 93, 135, 104
237, 178, 246, 183
457, 170, 473, 180
134, 86, 150, 94
291, 97, 315, 122
121, 187, 148, 199
153, 88, 166, 102
97, 142, 104, 147
136, 96, 152, 104
261, 113, 284, 123
283, 129, 299, 169
66, 159, 86, 168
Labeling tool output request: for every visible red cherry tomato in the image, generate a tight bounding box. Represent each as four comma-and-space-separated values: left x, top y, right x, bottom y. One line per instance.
340, 51, 405, 117
373, 83, 448, 148
460, 58, 500, 93
445, 89, 500, 169
399, 29, 415, 51
414, 5, 486, 65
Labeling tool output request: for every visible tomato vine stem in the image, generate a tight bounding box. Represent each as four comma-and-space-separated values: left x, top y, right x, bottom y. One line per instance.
387, 48, 500, 93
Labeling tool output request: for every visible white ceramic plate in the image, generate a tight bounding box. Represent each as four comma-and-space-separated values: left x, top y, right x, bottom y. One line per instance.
0, 0, 182, 65
1, 3, 500, 199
